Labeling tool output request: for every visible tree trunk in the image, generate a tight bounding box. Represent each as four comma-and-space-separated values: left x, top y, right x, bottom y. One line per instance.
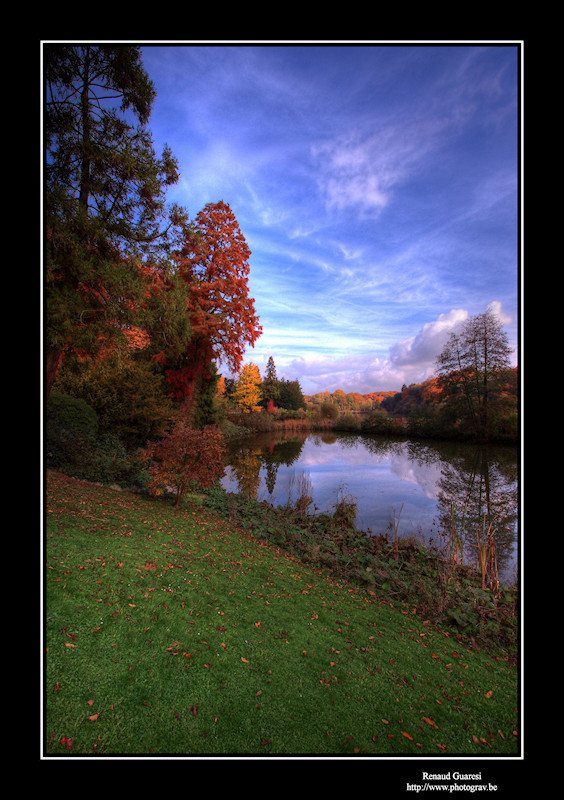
45, 345, 63, 400
180, 360, 206, 423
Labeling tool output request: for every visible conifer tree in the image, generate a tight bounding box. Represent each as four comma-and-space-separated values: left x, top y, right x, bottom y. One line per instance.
163, 201, 262, 421
260, 355, 280, 408
44, 44, 187, 397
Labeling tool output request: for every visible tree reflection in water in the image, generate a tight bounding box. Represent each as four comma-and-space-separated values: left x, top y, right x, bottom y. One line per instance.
224, 433, 306, 501
222, 432, 519, 586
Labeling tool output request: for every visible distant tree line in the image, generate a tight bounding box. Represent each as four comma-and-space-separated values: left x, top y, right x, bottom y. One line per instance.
220, 356, 306, 415
305, 389, 392, 415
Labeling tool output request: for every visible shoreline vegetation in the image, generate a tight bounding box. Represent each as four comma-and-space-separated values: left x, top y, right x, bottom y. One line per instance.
222, 403, 518, 445
218, 412, 518, 639
203, 480, 518, 660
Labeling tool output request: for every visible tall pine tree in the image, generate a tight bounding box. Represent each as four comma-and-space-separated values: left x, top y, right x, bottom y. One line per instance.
44, 44, 187, 397
260, 355, 280, 408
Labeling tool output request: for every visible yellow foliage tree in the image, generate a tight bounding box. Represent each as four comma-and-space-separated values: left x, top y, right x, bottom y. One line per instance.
233, 363, 262, 412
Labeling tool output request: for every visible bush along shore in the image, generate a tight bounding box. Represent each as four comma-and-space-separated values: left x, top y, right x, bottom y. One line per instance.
45, 470, 518, 757
203, 485, 518, 661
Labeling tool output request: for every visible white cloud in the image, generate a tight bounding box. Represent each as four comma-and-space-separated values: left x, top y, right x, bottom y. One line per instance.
311, 112, 449, 217
312, 133, 397, 215
388, 308, 469, 368
487, 300, 512, 326
264, 304, 511, 395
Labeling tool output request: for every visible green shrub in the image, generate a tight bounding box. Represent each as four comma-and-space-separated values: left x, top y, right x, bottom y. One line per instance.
80, 433, 136, 485
319, 402, 338, 420
273, 409, 304, 421
361, 409, 393, 434
333, 414, 362, 432
45, 393, 148, 488
46, 393, 99, 467
47, 392, 99, 436
53, 357, 176, 449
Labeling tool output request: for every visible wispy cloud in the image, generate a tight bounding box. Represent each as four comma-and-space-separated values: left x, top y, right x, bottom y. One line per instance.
143, 44, 520, 394
312, 120, 436, 216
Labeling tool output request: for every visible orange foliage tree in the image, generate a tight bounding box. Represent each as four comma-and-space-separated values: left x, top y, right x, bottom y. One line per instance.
144, 417, 225, 506
165, 201, 262, 414
233, 362, 262, 412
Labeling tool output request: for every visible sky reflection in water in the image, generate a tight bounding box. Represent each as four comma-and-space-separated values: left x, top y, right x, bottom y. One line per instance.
222, 432, 519, 586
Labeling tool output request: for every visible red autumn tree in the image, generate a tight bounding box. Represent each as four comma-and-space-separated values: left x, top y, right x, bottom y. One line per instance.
165, 201, 262, 413
144, 417, 225, 506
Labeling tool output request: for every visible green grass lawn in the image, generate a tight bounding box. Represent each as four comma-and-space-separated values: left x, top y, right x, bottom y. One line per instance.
44, 471, 519, 757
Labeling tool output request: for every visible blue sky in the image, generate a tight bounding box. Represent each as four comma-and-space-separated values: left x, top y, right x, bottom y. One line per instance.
142, 42, 520, 395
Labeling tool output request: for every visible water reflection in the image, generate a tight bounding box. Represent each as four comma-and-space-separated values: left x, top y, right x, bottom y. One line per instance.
222, 432, 519, 585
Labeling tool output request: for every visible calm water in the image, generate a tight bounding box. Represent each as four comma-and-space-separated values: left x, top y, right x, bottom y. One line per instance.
222, 430, 519, 586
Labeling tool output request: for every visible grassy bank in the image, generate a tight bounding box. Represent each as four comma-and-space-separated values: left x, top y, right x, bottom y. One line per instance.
44, 471, 519, 757
205, 486, 518, 659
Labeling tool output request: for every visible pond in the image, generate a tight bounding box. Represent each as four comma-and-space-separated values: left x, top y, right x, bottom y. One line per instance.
221, 430, 519, 587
